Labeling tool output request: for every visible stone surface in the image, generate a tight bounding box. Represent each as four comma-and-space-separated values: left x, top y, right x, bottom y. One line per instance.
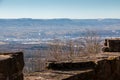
102, 38, 120, 52
64, 55, 120, 80
94, 56, 120, 80
0, 52, 24, 80
42, 53, 120, 80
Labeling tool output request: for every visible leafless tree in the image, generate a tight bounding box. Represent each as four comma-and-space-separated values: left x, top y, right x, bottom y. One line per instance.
83, 30, 101, 54
48, 39, 63, 61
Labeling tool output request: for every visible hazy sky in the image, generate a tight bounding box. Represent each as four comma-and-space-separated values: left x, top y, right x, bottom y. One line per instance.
0, 0, 120, 19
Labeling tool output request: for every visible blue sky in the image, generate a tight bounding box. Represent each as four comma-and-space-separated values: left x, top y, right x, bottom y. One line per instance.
0, 0, 120, 19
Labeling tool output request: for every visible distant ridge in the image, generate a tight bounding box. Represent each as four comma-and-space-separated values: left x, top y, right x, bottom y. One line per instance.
0, 18, 120, 30
0, 18, 120, 41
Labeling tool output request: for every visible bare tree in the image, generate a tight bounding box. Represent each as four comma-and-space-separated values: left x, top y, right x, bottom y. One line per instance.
48, 39, 63, 61
66, 40, 75, 61
83, 30, 101, 54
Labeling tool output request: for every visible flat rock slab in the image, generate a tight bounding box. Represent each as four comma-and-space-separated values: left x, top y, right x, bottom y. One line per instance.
0, 55, 11, 60
0, 52, 24, 80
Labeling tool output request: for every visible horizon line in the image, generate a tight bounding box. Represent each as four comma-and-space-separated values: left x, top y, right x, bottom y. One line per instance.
0, 18, 120, 20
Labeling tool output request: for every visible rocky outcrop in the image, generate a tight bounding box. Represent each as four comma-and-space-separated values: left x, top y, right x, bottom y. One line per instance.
0, 52, 24, 80
47, 55, 120, 80
94, 57, 120, 80
102, 38, 120, 52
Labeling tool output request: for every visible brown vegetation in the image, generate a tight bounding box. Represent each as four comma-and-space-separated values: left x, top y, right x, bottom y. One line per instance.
23, 30, 102, 73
